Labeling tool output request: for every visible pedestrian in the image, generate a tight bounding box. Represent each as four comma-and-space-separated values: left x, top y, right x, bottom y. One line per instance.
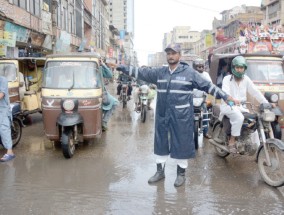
0, 76, 15, 162
99, 57, 119, 131
116, 43, 234, 187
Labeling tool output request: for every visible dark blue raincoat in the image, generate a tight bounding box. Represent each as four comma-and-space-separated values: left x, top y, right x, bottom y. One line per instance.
117, 62, 229, 159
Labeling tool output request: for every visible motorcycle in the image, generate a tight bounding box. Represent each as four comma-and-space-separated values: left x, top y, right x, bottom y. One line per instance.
135, 85, 150, 123
0, 103, 23, 148
193, 91, 211, 150
209, 99, 284, 187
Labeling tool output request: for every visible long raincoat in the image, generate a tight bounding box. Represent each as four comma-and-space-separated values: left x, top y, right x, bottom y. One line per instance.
117, 62, 229, 159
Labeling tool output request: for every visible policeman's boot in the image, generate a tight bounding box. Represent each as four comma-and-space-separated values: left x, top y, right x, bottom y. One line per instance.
148, 163, 165, 184
174, 165, 186, 187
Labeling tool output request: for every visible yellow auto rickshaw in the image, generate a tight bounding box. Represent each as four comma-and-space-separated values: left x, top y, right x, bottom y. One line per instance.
41, 53, 103, 158
0, 57, 45, 117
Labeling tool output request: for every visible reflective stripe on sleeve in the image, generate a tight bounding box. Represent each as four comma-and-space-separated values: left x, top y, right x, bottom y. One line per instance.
175, 103, 190, 109
170, 90, 192, 94
157, 89, 167, 93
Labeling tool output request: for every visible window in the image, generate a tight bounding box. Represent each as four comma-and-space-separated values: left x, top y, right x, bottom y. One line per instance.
30, 0, 40, 16
57, 5, 61, 28
70, 12, 74, 33
14, 0, 27, 9
63, 7, 68, 31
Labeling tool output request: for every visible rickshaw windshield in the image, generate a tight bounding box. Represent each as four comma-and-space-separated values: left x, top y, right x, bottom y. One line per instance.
246, 60, 284, 83
43, 61, 101, 89
0, 63, 17, 81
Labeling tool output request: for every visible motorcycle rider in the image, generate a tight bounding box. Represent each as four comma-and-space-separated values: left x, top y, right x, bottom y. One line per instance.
117, 72, 133, 100
220, 56, 271, 153
192, 58, 212, 139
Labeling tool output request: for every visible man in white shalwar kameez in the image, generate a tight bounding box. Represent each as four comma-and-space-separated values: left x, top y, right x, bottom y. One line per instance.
219, 56, 270, 153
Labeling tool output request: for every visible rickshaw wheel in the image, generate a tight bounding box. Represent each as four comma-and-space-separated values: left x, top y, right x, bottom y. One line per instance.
61, 128, 75, 159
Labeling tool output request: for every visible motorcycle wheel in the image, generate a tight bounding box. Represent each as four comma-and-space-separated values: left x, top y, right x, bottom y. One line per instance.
258, 142, 284, 187
11, 119, 22, 148
213, 123, 229, 158
122, 95, 127, 108
141, 105, 147, 123
194, 121, 199, 150
61, 128, 75, 159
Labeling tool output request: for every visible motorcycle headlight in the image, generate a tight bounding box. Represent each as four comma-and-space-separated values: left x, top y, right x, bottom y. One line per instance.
63, 99, 75, 111
193, 98, 203, 107
264, 92, 279, 103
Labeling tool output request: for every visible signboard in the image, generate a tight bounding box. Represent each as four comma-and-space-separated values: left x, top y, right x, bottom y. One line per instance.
108, 47, 113, 57
4, 22, 30, 43
0, 45, 7, 56
42, 10, 52, 35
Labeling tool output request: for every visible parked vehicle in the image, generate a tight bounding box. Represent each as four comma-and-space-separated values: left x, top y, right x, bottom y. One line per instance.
209, 97, 284, 187
41, 53, 103, 158
0, 57, 46, 121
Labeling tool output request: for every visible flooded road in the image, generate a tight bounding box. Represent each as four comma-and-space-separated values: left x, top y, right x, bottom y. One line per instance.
1, 84, 284, 215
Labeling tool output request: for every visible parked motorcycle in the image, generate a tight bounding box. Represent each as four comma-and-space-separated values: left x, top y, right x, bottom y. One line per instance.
193, 91, 211, 150
209, 99, 284, 187
0, 103, 23, 148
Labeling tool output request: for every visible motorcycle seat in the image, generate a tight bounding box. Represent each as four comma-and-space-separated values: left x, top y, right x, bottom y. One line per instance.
243, 112, 257, 120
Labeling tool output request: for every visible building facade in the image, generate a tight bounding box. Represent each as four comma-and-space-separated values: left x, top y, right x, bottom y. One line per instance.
261, 0, 284, 26
0, 0, 125, 62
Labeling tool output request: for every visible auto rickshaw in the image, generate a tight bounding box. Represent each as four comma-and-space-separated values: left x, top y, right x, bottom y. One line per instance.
41, 53, 103, 158
0, 57, 46, 119
209, 53, 284, 139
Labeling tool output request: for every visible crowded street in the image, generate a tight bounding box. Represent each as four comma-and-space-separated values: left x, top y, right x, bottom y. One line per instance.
0, 84, 284, 215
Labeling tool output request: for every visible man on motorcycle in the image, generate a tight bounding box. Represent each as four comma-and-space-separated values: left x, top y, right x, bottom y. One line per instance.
117, 72, 133, 100
193, 58, 212, 139
220, 56, 270, 153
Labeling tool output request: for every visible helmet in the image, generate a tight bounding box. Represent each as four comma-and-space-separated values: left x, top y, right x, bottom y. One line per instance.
231, 56, 247, 79
193, 58, 205, 72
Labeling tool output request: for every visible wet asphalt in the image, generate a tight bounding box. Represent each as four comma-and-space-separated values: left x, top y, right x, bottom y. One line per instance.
0, 83, 284, 215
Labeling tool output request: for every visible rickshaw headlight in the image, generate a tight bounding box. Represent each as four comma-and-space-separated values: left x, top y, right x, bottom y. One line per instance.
63, 100, 75, 111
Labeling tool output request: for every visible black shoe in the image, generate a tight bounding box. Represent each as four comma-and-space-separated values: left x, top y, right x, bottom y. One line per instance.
174, 165, 185, 187
148, 163, 165, 184
102, 125, 107, 132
